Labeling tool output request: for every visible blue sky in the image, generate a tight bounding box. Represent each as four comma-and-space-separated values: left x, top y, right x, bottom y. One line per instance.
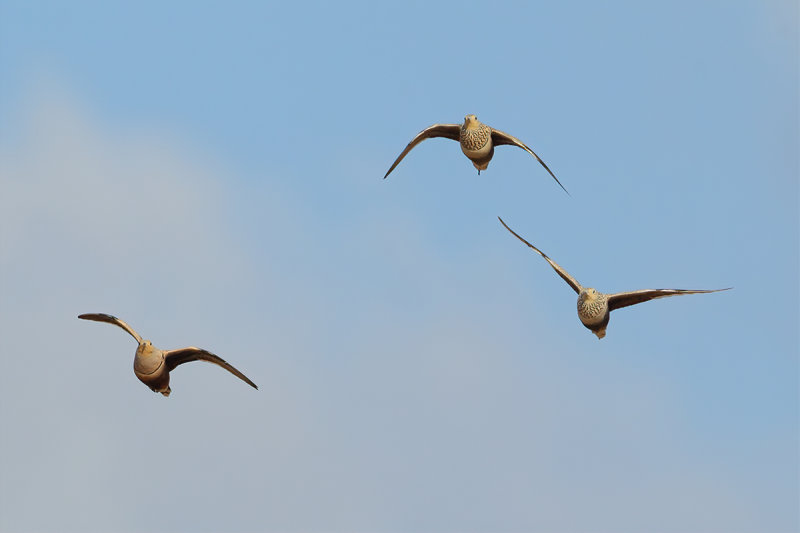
0, 1, 797, 532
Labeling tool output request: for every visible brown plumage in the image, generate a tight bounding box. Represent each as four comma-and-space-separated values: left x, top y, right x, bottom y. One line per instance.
78, 313, 257, 395
498, 218, 731, 339
384, 114, 568, 194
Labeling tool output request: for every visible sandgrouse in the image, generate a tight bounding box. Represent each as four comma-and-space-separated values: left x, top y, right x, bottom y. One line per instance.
384, 114, 568, 193
498, 218, 730, 339
78, 313, 257, 395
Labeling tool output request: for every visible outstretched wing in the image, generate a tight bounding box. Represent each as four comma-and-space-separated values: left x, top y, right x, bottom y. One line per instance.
78, 313, 143, 344
607, 288, 731, 311
383, 124, 461, 179
164, 347, 258, 390
490, 129, 568, 194
498, 217, 582, 294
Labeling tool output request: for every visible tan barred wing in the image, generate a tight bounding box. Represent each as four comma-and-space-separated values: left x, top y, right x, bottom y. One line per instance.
78, 313, 143, 344
498, 217, 582, 294
490, 128, 568, 194
383, 124, 461, 179
607, 288, 731, 311
164, 347, 258, 390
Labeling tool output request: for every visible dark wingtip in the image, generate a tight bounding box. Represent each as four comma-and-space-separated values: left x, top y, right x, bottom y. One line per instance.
78, 313, 105, 320
540, 163, 569, 196
698, 287, 733, 293
383, 163, 398, 180
553, 174, 570, 196
242, 374, 258, 390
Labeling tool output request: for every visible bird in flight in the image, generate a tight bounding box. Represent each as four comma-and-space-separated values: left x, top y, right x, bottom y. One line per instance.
383, 114, 568, 194
498, 218, 730, 339
78, 313, 257, 395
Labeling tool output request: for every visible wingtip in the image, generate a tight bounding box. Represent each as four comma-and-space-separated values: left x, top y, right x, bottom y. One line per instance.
698, 287, 733, 294
497, 216, 515, 235
554, 177, 570, 196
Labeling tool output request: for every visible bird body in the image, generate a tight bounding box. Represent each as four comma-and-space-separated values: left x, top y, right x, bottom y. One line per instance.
133, 341, 170, 393
498, 218, 730, 339
577, 289, 611, 338
384, 114, 568, 193
459, 115, 493, 170
79, 313, 257, 396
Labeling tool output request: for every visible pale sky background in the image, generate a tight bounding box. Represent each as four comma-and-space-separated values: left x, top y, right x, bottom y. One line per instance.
0, 1, 797, 532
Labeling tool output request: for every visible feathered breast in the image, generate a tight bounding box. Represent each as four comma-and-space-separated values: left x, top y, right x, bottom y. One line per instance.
577, 293, 608, 325
460, 123, 491, 151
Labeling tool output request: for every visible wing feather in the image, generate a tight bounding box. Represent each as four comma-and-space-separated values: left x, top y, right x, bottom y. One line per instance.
78, 313, 143, 344
383, 124, 461, 179
607, 288, 731, 311
164, 347, 258, 390
491, 129, 568, 194
498, 217, 582, 294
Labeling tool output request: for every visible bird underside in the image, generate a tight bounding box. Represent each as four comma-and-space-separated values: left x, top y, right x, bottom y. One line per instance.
582, 314, 610, 339
471, 155, 492, 173
463, 143, 493, 173
136, 370, 171, 396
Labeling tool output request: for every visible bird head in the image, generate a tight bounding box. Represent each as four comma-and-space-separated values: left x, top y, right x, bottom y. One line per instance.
463, 114, 479, 127
138, 340, 155, 354
581, 288, 600, 301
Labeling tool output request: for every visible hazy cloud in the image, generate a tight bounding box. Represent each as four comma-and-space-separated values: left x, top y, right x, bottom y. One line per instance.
0, 86, 780, 533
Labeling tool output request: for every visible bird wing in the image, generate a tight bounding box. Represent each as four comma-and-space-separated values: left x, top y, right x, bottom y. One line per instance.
383, 124, 461, 179
78, 313, 143, 344
498, 217, 582, 294
607, 287, 731, 311
164, 347, 258, 390
490, 128, 568, 194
